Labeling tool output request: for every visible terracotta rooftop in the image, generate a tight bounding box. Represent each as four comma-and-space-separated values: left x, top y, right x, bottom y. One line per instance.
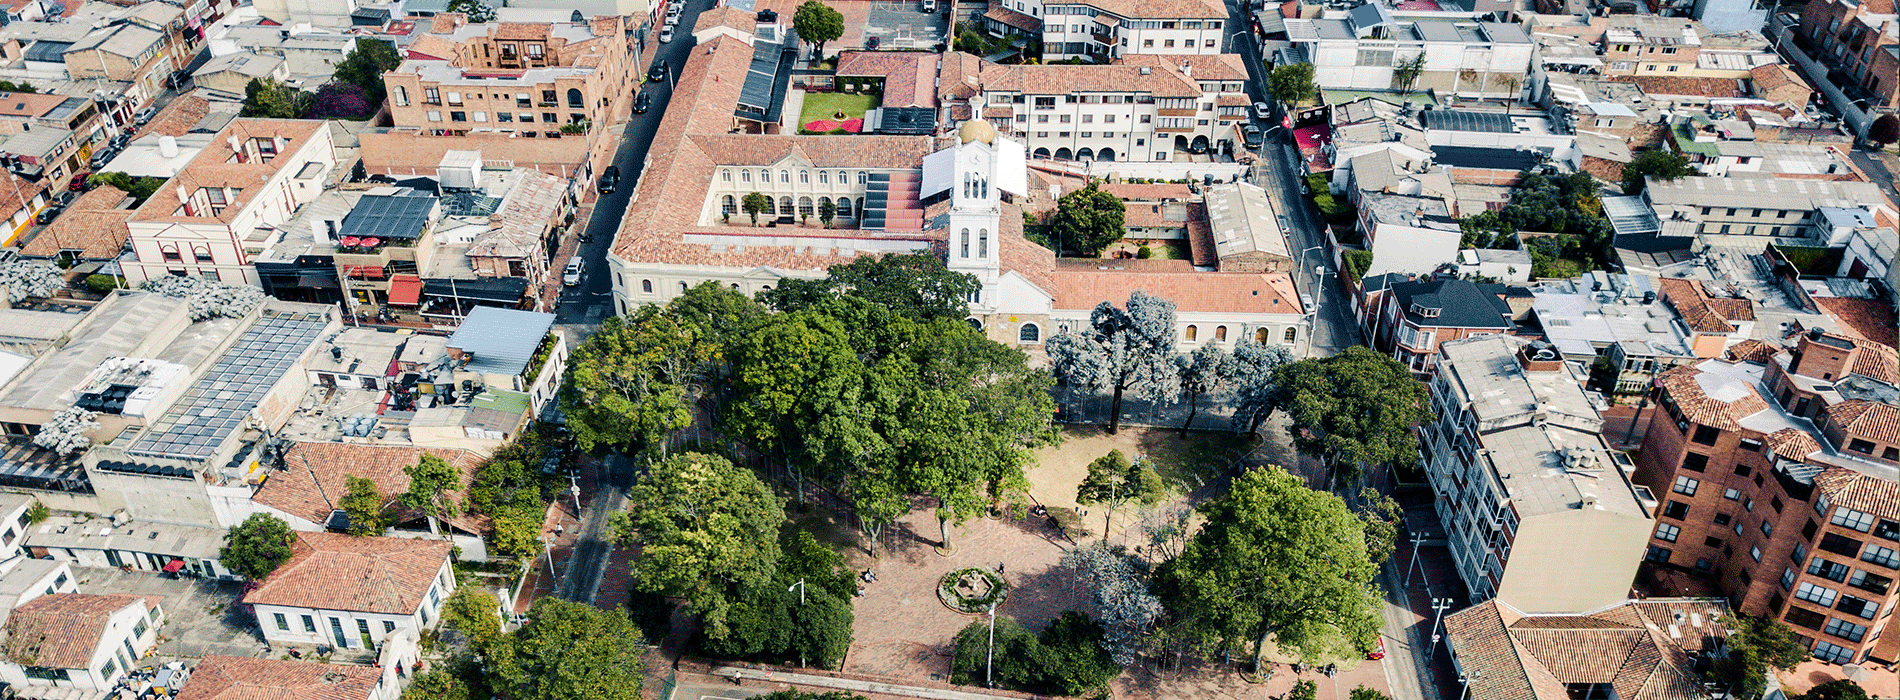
1763, 427, 1822, 461
20, 184, 132, 260
835, 51, 939, 109
1444, 598, 1726, 700
1057, 0, 1226, 19
1115, 53, 1251, 82
1725, 339, 1782, 364
0, 93, 72, 119
241, 532, 451, 615
3, 593, 161, 669
257, 442, 489, 535
1048, 269, 1302, 315
0, 171, 46, 219
1101, 183, 1195, 200
143, 95, 212, 138
1813, 467, 1898, 520
1814, 296, 1897, 349
1748, 63, 1807, 96
1654, 363, 1770, 431
693, 6, 757, 35
1824, 400, 1898, 445
1610, 75, 1750, 99
983, 6, 1043, 31
1659, 278, 1752, 334
178, 655, 382, 700
129, 119, 328, 225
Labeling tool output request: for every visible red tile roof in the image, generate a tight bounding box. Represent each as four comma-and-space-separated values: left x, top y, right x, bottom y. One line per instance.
1724, 339, 1781, 364
1825, 400, 1898, 445
835, 51, 940, 109
20, 184, 131, 260
241, 532, 451, 615
1610, 76, 1750, 100
130, 119, 328, 226
258, 443, 489, 535
1654, 364, 1769, 431
1047, 269, 1302, 315
1813, 467, 1898, 520
983, 6, 1043, 32
144, 95, 213, 138
178, 655, 381, 700
1763, 427, 1821, 461
3, 594, 160, 669
1660, 278, 1752, 334
1814, 296, 1898, 349
1444, 599, 1726, 700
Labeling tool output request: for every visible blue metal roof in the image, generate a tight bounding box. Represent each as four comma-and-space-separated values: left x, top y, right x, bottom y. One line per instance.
446, 306, 555, 377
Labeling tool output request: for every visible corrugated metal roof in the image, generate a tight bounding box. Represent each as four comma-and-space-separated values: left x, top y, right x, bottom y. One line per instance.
446, 307, 554, 377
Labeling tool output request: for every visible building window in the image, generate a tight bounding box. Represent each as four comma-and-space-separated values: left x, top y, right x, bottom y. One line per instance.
1823, 617, 1867, 642
1214, 326, 1226, 341
1796, 582, 1839, 606
780, 171, 790, 183
1663, 501, 1690, 519
303, 615, 317, 633
799, 170, 810, 184
1673, 476, 1699, 496
1786, 606, 1827, 630
1834, 508, 1876, 532
1837, 595, 1878, 619
1782, 568, 1797, 590
1184, 325, 1197, 341
1655, 523, 1681, 542
1812, 640, 1855, 664
274, 613, 289, 630
1646, 545, 1672, 563
393, 86, 409, 106
1019, 324, 1040, 342
818, 171, 829, 184
1863, 544, 1898, 569
1284, 327, 1297, 343
1751, 545, 1763, 561
1724, 488, 1742, 501
642, 279, 653, 293
1692, 425, 1720, 445
1682, 452, 1709, 472
1811, 556, 1852, 581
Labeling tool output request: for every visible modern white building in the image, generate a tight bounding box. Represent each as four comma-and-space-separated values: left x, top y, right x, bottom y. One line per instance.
971, 54, 1253, 160
989, 0, 1232, 62
1423, 335, 1654, 611
1283, 7, 1535, 99
244, 532, 455, 652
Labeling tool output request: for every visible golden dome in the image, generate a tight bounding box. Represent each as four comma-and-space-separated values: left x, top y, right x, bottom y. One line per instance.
958, 119, 997, 145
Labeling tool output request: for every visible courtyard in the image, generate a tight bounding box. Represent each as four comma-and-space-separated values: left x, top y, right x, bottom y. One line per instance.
799, 92, 879, 134
69, 565, 268, 661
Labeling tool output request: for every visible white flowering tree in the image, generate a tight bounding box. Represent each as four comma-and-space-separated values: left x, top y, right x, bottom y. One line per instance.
0, 259, 62, 302
141, 276, 265, 320
34, 406, 99, 456
1045, 290, 1181, 434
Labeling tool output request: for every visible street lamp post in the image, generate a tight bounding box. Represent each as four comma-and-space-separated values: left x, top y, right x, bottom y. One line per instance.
1306, 264, 1331, 357
1402, 531, 1428, 589
1459, 671, 1483, 700
1429, 597, 1453, 654
985, 602, 998, 687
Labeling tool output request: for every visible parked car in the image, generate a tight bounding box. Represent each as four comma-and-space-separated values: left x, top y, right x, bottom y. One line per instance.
34, 202, 64, 224
1252, 101, 1273, 120
1242, 124, 1262, 148
922, 0, 936, 10
664, 11, 680, 26
1188, 140, 1208, 155
633, 91, 651, 114
68, 171, 92, 191
866, 35, 881, 49
134, 106, 157, 125
597, 165, 620, 193
88, 148, 117, 169
648, 60, 668, 82
165, 70, 191, 89
562, 258, 584, 286
659, 27, 675, 43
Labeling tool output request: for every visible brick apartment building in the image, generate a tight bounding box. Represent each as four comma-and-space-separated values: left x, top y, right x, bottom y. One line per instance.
383, 15, 636, 137
1633, 331, 1900, 665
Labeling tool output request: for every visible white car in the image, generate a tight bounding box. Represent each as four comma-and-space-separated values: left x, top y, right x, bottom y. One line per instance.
664, 12, 680, 26
562, 258, 584, 286
659, 27, 675, 43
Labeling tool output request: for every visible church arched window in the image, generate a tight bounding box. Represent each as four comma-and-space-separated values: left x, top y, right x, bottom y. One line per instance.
978, 228, 988, 258
960, 228, 970, 258
1019, 324, 1040, 342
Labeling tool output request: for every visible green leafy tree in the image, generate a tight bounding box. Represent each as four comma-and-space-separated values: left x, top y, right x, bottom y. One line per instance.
1709, 613, 1810, 700
333, 37, 403, 106
86, 172, 164, 205
486, 598, 646, 700
1046, 291, 1180, 434
1076, 449, 1166, 538
1352, 686, 1392, 700
1061, 542, 1163, 665
1267, 63, 1318, 107
0, 80, 36, 93
437, 587, 503, 653
489, 507, 544, 561
1869, 113, 1899, 149
611, 452, 784, 640
1154, 466, 1383, 670
1391, 54, 1425, 94
950, 612, 1121, 695
24, 502, 48, 525
1355, 487, 1402, 564
792, 0, 845, 61
759, 252, 979, 321
700, 530, 857, 668
339, 475, 387, 536
559, 310, 697, 453
1269, 347, 1431, 487
399, 656, 486, 700
1798, 680, 1870, 700
240, 78, 307, 119
1620, 150, 1695, 195
401, 453, 463, 534
219, 513, 296, 581
1047, 179, 1126, 257
951, 615, 1040, 689
818, 198, 836, 228
742, 191, 771, 225
446, 0, 496, 21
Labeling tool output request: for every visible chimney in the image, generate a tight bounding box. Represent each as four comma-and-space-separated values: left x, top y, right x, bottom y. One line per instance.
158, 135, 178, 158
1181, 62, 1192, 77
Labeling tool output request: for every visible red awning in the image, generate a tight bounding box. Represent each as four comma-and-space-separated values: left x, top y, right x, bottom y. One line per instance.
344, 265, 386, 280
387, 274, 423, 306
161, 559, 185, 572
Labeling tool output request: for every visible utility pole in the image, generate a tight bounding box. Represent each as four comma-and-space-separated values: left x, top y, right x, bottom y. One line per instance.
1429, 597, 1453, 655
567, 473, 582, 517
1403, 531, 1428, 589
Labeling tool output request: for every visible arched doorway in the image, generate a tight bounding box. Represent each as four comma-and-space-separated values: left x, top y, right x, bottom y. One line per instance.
778, 196, 793, 216
1077, 147, 1094, 161
1097, 147, 1116, 161
1190, 135, 1210, 153
1033, 147, 1051, 158
1173, 135, 1191, 152
1054, 147, 1073, 160
966, 318, 983, 331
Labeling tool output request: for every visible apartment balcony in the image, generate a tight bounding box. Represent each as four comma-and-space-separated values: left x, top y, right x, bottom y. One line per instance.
1157, 108, 1198, 117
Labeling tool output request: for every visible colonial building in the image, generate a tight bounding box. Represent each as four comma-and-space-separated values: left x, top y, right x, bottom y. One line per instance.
987, 0, 1231, 62
243, 532, 455, 652
0, 593, 164, 691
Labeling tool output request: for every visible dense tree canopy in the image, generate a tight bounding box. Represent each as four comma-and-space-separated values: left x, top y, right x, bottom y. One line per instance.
612, 451, 784, 640
1047, 291, 1180, 434
792, 0, 844, 59
340, 475, 386, 536
486, 598, 646, 700
220, 513, 296, 581
1709, 614, 1809, 700
951, 612, 1122, 695
240, 78, 307, 119
437, 587, 503, 653
333, 38, 403, 105
1459, 171, 1612, 273
1155, 466, 1382, 668
86, 172, 164, 205
701, 530, 856, 668
1621, 150, 1695, 195
400, 453, 462, 532
560, 310, 699, 453
1047, 180, 1127, 257
1062, 542, 1164, 665
1269, 347, 1431, 485
1870, 114, 1899, 148
1076, 449, 1165, 538
758, 253, 980, 321
1267, 63, 1318, 106
1228, 341, 1295, 434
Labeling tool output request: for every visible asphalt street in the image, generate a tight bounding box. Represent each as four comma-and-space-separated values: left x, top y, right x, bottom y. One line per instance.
556, 0, 719, 325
